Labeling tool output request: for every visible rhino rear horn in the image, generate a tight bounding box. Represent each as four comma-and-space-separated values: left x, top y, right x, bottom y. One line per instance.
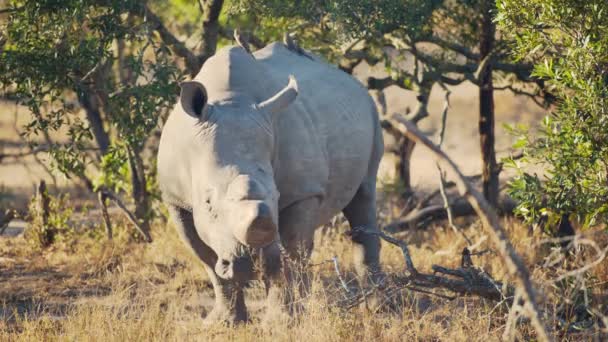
180, 81, 208, 119
256, 76, 298, 117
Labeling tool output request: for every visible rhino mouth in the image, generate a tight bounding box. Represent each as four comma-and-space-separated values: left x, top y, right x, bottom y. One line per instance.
215, 253, 254, 281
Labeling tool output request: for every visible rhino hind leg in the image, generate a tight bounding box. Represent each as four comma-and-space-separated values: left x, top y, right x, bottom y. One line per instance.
167, 205, 248, 324
342, 179, 383, 285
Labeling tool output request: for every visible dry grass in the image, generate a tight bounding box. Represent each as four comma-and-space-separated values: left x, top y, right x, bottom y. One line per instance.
1, 211, 606, 341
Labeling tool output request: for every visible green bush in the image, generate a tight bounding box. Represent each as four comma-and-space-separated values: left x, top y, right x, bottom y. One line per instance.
497, 0, 608, 230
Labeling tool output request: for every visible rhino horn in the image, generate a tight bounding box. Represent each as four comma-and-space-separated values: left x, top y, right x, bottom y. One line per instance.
256, 75, 298, 117
179, 81, 209, 119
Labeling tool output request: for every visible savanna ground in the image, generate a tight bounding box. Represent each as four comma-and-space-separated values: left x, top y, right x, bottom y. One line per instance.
2, 211, 607, 341
1, 84, 607, 341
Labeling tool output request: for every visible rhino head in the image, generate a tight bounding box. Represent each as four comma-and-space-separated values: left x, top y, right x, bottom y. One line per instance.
177, 76, 298, 281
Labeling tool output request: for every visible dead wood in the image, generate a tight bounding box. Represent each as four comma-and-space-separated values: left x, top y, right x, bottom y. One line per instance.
385, 116, 553, 342
342, 228, 511, 308
384, 199, 476, 233
384, 196, 518, 233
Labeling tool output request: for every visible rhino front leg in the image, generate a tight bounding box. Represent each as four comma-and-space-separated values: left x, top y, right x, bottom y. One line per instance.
263, 197, 319, 318
342, 181, 383, 285
167, 205, 248, 324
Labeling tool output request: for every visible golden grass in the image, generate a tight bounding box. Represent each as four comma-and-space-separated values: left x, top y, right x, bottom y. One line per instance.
0, 214, 606, 341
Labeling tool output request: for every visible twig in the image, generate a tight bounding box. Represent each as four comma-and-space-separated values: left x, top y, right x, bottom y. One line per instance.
540, 236, 608, 284
358, 227, 417, 274
332, 256, 352, 295
385, 116, 553, 342
434, 87, 473, 245
503, 287, 523, 342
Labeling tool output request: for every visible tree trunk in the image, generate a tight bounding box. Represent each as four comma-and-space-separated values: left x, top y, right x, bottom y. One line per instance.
98, 191, 112, 240
479, 0, 499, 207
36, 180, 54, 247
77, 84, 110, 155
127, 147, 150, 240
192, 0, 224, 73
396, 138, 416, 193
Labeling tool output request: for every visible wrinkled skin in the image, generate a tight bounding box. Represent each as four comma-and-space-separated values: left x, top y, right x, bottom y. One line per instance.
157, 42, 384, 324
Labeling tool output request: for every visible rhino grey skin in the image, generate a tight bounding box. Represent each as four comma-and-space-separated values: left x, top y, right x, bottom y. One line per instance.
158, 41, 383, 323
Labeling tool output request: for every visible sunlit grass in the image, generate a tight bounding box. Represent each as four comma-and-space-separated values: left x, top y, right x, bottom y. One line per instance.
0, 213, 606, 341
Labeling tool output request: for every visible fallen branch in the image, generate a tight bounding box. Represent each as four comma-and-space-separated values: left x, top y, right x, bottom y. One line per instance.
416, 174, 483, 209
384, 199, 476, 233
340, 228, 511, 307
385, 116, 553, 342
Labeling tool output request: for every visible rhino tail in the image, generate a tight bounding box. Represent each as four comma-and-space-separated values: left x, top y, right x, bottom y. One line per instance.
234, 28, 252, 55
283, 32, 314, 61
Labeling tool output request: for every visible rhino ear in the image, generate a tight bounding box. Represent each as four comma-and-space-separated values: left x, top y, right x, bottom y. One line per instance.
256, 75, 298, 118
180, 81, 208, 118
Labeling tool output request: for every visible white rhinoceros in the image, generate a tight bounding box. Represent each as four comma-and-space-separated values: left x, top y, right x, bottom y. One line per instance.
157, 39, 384, 323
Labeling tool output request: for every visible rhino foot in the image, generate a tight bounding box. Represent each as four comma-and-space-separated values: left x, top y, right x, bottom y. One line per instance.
203, 304, 248, 326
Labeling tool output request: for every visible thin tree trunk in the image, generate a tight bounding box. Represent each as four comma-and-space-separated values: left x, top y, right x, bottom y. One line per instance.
479, 0, 499, 207
397, 138, 416, 193
98, 191, 112, 240
36, 180, 54, 247
127, 146, 150, 239
192, 0, 224, 74
77, 85, 110, 155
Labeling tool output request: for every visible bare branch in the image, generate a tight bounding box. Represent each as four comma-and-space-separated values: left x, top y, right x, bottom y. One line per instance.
134, 5, 198, 75
384, 36, 534, 82
332, 256, 352, 295
383, 200, 477, 232
419, 35, 480, 60
493, 83, 547, 107
434, 87, 473, 245
100, 188, 152, 243
0, 144, 100, 163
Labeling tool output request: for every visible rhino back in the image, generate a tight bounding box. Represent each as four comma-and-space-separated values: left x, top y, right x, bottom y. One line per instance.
254, 43, 381, 224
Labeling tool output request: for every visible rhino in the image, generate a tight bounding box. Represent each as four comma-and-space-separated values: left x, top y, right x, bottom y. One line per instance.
157, 38, 384, 323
